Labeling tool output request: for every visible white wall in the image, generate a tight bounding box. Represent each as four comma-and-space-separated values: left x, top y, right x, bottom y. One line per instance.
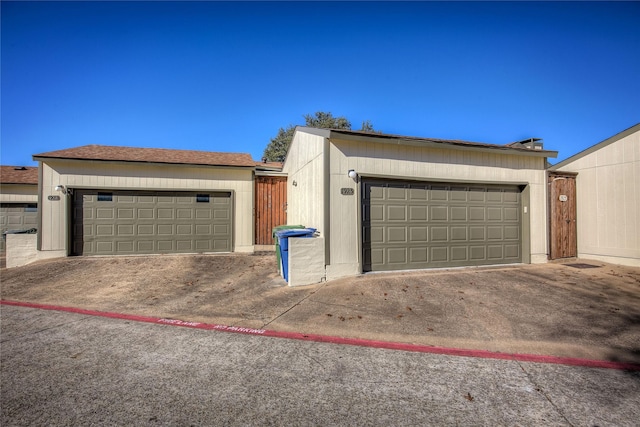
39, 160, 255, 255
556, 128, 640, 266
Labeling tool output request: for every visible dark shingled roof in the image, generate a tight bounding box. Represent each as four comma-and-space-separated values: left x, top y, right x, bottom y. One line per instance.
33, 145, 256, 167
0, 166, 38, 185
328, 129, 556, 155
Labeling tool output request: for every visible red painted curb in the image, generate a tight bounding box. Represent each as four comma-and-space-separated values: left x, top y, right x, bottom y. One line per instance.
2, 299, 639, 371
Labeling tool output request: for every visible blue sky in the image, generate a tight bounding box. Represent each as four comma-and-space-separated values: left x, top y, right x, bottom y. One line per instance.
2, 1, 639, 167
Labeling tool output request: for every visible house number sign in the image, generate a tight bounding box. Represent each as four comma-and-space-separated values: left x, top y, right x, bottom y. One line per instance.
48, 195, 61, 201
559, 195, 568, 202
341, 188, 354, 195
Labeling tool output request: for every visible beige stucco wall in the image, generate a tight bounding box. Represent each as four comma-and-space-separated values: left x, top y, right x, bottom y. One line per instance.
556, 129, 640, 267
282, 131, 327, 233
38, 159, 254, 256
0, 184, 38, 203
325, 138, 550, 281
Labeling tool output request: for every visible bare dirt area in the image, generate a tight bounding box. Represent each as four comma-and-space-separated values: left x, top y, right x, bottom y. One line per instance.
1, 254, 639, 364
0, 253, 313, 328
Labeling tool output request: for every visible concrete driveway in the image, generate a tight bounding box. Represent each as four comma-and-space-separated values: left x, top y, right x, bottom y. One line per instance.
1, 254, 639, 365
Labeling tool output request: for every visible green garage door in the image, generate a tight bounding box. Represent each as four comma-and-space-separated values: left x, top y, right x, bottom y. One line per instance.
72, 190, 232, 256
1, 203, 38, 252
362, 179, 522, 272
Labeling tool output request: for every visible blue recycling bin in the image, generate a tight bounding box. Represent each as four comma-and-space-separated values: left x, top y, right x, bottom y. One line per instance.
275, 228, 316, 282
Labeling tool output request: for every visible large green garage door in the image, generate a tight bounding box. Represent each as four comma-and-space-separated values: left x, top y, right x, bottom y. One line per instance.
362, 179, 522, 272
72, 190, 232, 256
0, 203, 38, 252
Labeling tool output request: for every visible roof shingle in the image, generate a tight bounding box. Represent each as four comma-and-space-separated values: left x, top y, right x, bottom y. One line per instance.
33, 145, 256, 167
0, 166, 38, 185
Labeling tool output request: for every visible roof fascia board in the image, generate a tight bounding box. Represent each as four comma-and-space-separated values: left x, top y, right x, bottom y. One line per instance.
295, 126, 332, 138
329, 133, 557, 158
549, 122, 640, 170
32, 156, 256, 170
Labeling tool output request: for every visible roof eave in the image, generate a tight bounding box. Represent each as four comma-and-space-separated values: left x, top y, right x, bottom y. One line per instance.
32, 155, 257, 169
549, 122, 640, 170
327, 131, 558, 158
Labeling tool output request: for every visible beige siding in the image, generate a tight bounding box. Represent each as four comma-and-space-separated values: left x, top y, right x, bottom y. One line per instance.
326, 138, 549, 279
39, 160, 254, 254
557, 130, 640, 266
282, 132, 326, 232
0, 184, 38, 203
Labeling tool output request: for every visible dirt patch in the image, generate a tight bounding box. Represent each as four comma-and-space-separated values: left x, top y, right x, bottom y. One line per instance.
2, 255, 639, 363
0, 253, 315, 328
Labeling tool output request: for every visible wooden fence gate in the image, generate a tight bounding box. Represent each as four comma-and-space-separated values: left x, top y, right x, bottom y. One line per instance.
548, 171, 578, 259
255, 176, 287, 245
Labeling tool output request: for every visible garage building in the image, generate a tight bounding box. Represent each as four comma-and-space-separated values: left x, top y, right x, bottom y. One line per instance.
33, 145, 256, 258
0, 166, 38, 252
283, 127, 558, 285
549, 123, 639, 267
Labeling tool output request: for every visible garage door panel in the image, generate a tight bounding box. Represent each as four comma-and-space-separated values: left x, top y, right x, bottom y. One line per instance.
176, 224, 193, 235
409, 247, 428, 262
387, 227, 406, 243
409, 206, 427, 221
0, 204, 38, 252
504, 207, 519, 221
213, 239, 230, 251
138, 209, 154, 219
451, 227, 467, 241
195, 209, 212, 219
451, 246, 468, 261
363, 180, 521, 271
469, 226, 485, 241
73, 191, 232, 255
469, 207, 485, 221
430, 206, 448, 221
487, 246, 504, 259
451, 206, 467, 221
157, 209, 174, 219
138, 224, 154, 235
157, 224, 173, 235
470, 246, 486, 260
118, 208, 134, 219
137, 241, 154, 252
96, 208, 114, 219
156, 240, 173, 251
177, 209, 193, 219
431, 247, 448, 262
96, 224, 114, 236
431, 227, 448, 242
505, 245, 520, 259
387, 247, 407, 264
487, 207, 502, 221
409, 187, 428, 200
409, 227, 428, 242
117, 241, 135, 252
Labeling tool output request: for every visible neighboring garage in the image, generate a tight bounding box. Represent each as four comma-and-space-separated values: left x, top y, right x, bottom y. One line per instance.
72, 190, 232, 256
0, 166, 39, 252
33, 145, 256, 259
362, 179, 522, 271
283, 127, 557, 285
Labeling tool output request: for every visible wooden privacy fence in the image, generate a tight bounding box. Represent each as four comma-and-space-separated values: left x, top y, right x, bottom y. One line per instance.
255, 176, 287, 245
